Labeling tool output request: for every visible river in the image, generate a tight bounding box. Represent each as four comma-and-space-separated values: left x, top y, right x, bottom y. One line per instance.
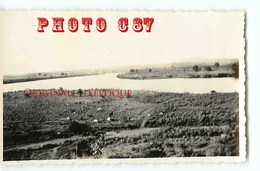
3, 73, 239, 93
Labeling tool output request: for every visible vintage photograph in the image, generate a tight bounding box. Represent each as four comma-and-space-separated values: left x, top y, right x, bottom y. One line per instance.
0, 11, 245, 163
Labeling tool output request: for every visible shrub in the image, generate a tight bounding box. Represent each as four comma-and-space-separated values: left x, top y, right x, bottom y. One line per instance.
184, 146, 193, 157
143, 148, 165, 157
214, 62, 220, 67
68, 121, 92, 135
76, 140, 92, 157
192, 65, 199, 72
122, 114, 129, 122
205, 144, 226, 156
205, 66, 212, 71
167, 74, 173, 78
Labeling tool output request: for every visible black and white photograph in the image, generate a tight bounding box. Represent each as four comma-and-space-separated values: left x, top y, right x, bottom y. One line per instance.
0, 11, 245, 163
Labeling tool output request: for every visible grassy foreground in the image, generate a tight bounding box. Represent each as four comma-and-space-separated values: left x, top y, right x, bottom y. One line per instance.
3, 90, 239, 160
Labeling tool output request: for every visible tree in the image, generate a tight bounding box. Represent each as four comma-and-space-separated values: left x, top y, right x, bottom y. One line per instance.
192, 65, 199, 72
214, 62, 220, 67
205, 66, 212, 71
69, 121, 92, 135
148, 69, 152, 72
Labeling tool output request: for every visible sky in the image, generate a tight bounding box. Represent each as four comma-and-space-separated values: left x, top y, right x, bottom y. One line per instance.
0, 11, 245, 75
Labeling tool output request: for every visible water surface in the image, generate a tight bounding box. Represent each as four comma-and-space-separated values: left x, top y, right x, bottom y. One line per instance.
3, 73, 239, 93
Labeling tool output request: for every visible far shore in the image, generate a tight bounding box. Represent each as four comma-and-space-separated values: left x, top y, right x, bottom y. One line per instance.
3, 74, 99, 84
3, 60, 239, 84
3, 71, 102, 84
117, 62, 239, 80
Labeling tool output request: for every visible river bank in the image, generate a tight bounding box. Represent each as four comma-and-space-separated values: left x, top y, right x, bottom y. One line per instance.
117, 62, 239, 80
3, 70, 102, 84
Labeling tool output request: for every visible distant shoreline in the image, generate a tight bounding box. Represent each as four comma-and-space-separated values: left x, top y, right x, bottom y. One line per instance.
117, 62, 239, 80
3, 73, 101, 84
3, 60, 239, 84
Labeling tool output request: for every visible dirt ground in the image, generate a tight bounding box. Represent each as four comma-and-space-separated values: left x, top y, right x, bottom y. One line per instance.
3, 90, 239, 160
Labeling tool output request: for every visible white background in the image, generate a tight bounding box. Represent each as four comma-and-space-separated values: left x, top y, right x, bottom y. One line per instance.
0, 0, 259, 170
